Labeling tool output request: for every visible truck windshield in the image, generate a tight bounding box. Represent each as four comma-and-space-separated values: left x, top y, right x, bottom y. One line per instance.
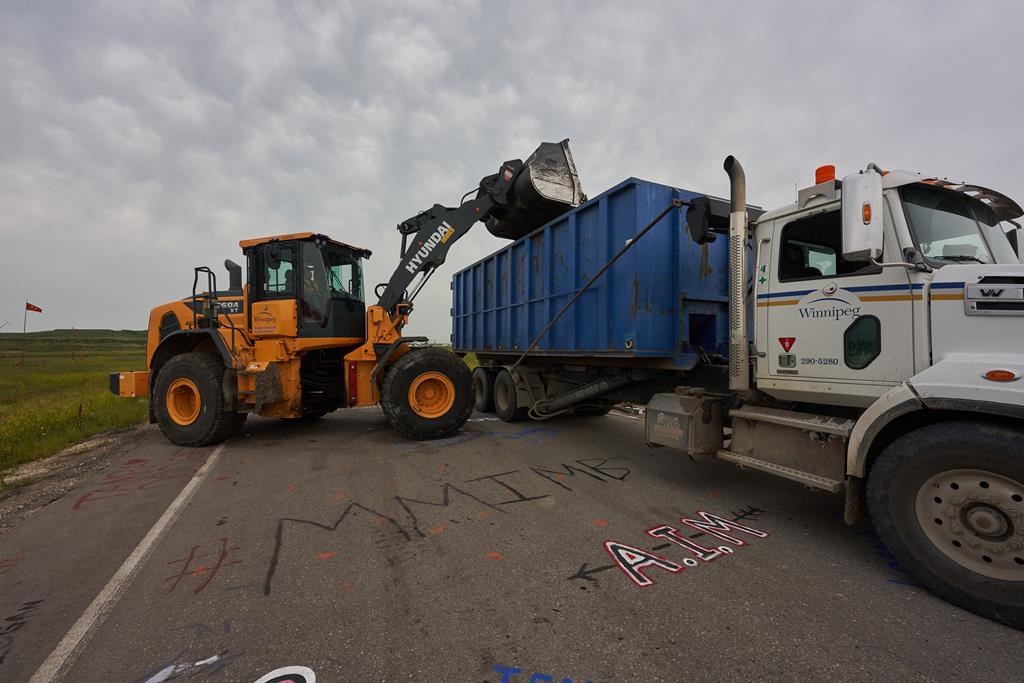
900, 184, 1011, 266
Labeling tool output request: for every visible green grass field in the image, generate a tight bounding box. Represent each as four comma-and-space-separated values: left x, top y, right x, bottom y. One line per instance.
0, 332, 480, 476
0, 330, 149, 474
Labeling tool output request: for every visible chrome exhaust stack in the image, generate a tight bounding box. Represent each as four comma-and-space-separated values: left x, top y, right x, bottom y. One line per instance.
724, 155, 750, 394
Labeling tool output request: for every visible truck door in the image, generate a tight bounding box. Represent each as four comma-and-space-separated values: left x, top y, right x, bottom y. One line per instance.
762, 201, 915, 402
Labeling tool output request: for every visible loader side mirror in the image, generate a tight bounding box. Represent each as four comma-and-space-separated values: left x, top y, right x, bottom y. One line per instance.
266, 246, 281, 270
841, 170, 884, 261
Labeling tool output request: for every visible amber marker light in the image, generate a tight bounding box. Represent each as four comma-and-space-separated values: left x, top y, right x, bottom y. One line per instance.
983, 369, 1020, 382
862, 202, 872, 224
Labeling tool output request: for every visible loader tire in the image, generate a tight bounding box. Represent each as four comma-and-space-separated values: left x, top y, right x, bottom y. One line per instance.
472, 367, 496, 413
493, 370, 528, 423
867, 421, 1024, 630
381, 347, 474, 440
153, 352, 246, 447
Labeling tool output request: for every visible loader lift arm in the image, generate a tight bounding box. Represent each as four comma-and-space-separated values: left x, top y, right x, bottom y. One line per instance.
376, 140, 584, 315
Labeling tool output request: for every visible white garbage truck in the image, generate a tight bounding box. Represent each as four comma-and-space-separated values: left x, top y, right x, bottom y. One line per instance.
647, 158, 1024, 629
455, 156, 1024, 629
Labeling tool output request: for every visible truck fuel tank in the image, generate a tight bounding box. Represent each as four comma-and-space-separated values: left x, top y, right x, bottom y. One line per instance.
645, 390, 724, 456
484, 139, 585, 239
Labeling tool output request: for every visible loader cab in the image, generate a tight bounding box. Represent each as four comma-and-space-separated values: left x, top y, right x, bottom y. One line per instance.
242, 233, 371, 340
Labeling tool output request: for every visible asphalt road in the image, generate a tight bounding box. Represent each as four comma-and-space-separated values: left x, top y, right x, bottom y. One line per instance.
1, 408, 1020, 682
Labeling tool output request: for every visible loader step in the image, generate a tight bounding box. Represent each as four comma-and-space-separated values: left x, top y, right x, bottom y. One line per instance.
716, 449, 844, 493
729, 405, 855, 437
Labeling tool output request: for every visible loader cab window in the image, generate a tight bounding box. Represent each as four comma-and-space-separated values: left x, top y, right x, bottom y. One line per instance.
259, 244, 296, 297
778, 210, 881, 282
300, 241, 330, 327
324, 245, 364, 303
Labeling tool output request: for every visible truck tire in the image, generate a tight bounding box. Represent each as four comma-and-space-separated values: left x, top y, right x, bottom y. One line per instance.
381, 347, 474, 440
153, 352, 246, 447
867, 421, 1024, 630
472, 367, 496, 413
493, 370, 528, 423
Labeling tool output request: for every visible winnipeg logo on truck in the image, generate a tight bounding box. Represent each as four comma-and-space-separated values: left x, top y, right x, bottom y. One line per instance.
798, 283, 861, 321
404, 221, 456, 274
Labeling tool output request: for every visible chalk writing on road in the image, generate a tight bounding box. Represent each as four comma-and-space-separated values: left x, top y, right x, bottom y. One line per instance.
854, 528, 923, 588
132, 621, 244, 682
0, 599, 44, 666
73, 451, 208, 510
603, 507, 768, 587
164, 538, 241, 594
567, 506, 766, 585
492, 663, 595, 683
0, 555, 26, 576
262, 458, 631, 595
254, 665, 317, 683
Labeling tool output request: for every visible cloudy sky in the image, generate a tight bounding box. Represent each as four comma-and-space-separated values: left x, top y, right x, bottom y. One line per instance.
1, 1, 1021, 340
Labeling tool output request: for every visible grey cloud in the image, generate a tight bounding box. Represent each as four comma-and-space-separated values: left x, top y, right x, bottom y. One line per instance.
1, 1, 1021, 339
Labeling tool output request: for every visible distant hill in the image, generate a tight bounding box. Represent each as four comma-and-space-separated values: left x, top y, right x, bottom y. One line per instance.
0, 329, 146, 350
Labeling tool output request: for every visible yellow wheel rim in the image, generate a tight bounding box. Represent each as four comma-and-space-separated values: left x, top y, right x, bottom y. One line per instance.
166, 378, 201, 426
408, 372, 455, 419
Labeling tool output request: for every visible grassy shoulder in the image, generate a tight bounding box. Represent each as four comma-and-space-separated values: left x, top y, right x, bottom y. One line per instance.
0, 330, 149, 474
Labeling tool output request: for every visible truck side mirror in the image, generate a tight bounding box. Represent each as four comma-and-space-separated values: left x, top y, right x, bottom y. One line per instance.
841, 170, 883, 261
685, 195, 733, 245
685, 198, 714, 244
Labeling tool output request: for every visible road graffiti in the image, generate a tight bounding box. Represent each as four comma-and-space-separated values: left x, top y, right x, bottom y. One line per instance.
567, 506, 766, 585
0, 555, 26, 576
492, 663, 596, 683
854, 528, 923, 587
262, 458, 632, 595
0, 599, 44, 666
73, 451, 208, 510
596, 507, 768, 587
164, 538, 242, 594
254, 666, 316, 683
130, 621, 249, 682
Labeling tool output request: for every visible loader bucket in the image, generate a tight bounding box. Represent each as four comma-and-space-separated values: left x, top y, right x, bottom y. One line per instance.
485, 139, 585, 239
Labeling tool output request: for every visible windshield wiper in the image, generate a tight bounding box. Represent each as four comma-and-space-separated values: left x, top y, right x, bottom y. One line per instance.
937, 254, 987, 264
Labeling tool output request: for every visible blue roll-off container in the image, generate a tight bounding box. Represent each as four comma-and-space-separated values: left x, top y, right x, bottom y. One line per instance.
451, 178, 731, 370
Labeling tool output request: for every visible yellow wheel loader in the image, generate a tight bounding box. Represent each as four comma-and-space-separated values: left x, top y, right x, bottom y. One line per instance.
110, 141, 583, 446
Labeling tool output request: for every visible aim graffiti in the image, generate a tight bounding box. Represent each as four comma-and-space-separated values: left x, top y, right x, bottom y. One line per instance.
604, 509, 769, 588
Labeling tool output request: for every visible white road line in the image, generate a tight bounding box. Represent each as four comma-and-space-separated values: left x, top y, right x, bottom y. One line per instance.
30, 443, 227, 683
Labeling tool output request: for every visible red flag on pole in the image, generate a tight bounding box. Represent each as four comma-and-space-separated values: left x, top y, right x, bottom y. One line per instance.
25, 303, 42, 313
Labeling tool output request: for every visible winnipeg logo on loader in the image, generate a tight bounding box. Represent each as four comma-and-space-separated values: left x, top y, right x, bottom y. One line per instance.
798, 283, 861, 321
404, 222, 456, 274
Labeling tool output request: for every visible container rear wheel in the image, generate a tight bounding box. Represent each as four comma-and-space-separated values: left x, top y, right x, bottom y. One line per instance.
472, 367, 496, 413
867, 421, 1024, 629
153, 352, 246, 447
381, 347, 474, 440
493, 370, 527, 423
